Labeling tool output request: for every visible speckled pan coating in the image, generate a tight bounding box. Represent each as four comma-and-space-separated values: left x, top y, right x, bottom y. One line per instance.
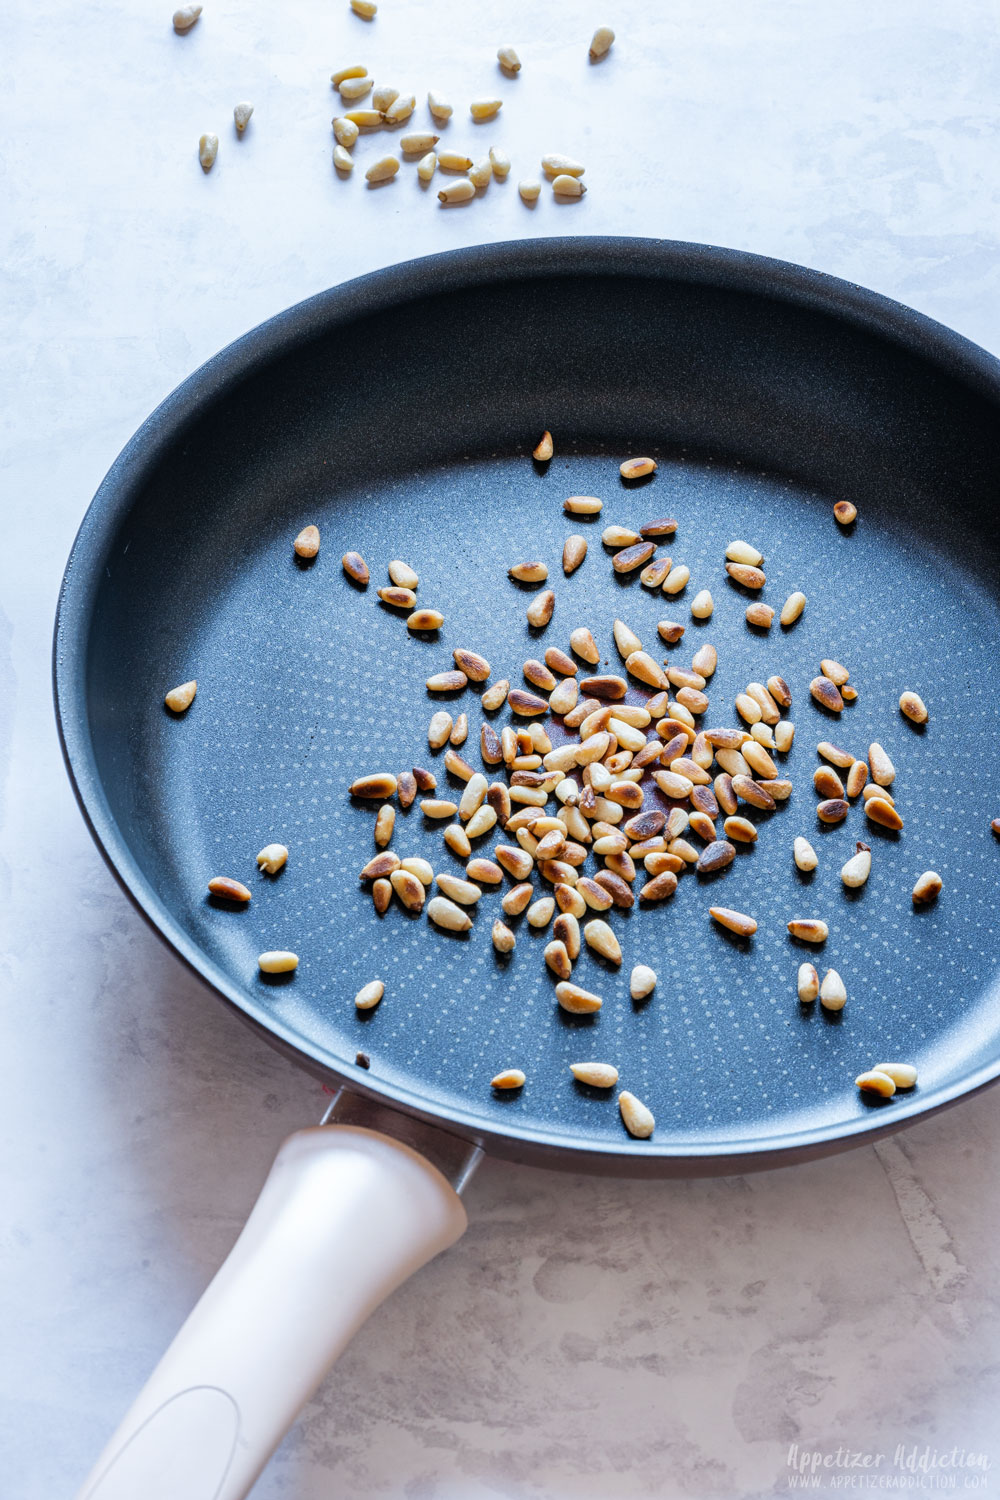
53, 238, 1000, 1176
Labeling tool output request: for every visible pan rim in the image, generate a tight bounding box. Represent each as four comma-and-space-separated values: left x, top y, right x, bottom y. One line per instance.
53, 235, 1000, 1174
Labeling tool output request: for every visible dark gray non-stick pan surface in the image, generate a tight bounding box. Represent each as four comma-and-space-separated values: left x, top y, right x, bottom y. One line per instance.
54, 238, 1000, 1176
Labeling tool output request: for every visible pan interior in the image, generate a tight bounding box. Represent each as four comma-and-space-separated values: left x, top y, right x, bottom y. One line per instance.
72, 254, 1000, 1164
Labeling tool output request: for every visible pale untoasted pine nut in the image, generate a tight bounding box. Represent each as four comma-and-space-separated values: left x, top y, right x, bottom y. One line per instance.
662, 563, 689, 595
428, 90, 453, 121
465, 806, 497, 839
490, 146, 512, 179
787, 919, 828, 942
865, 797, 903, 830
710, 907, 757, 937
793, 836, 818, 872
619, 1091, 654, 1139
570, 1062, 618, 1087
797, 962, 819, 1002
564, 494, 602, 514
437, 176, 476, 203
841, 843, 871, 888
862, 784, 894, 804
350, 0, 377, 16
519, 178, 541, 202
333, 116, 361, 147
374, 805, 395, 847
414, 150, 437, 182
427, 711, 452, 749
333, 144, 354, 172
542, 153, 585, 177
819, 659, 849, 687
746, 602, 774, 629
899, 690, 927, 724
774, 721, 795, 753
344, 109, 382, 127
583, 918, 621, 964
820, 969, 847, 1011
256, 843, 288, 875
690, 589, 714, 619
421, 798, 456, 819
873, 1062, 918, 1088
470, 98, 502, 120
856, 1069, 894, 1097
725, 540, 763, 566
492, 919, 515, 953
339, 76, 373, 100
258, 950, 298, 974
427, 895, 472, 932
527, 896, 555, 928
198, 133, 219, 171
365, 155, 399, 183
332, 65, 367, 86
734, 693, 761, 726
486, 1068, 524, 1093
426, 671, 467, 691
173, 4, 202, 30
526, 590, 555, 627
868, 742, 895, 786
469, 157, 492, 188
436, 873, 482, 905
400, 132, 439, 155
552, 173, 585, 197
232, 101, 254, 134
371, 84, 399, 111
449, 715, 469, 748
780, 591, 806, 625
372, 878, 391, 913
589, 25, 615, 59
165, 679, 197, 713
355, 979, 384, 1010
399, 857, 432, 887
610, 617, 640, 655
912, 870, 942, 904
497, 45, 521, 72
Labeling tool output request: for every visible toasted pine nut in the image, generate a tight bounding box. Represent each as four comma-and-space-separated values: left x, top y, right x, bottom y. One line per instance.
744, 742, 778, 779
470, 98, 502, 120
427, 711, 452, 749
544, 938, 573, 979
662, 564, 690, 595
814, 766, 846, 799
856, 1069, 894, 1096
725, 562, 766, 590
374, 805, 395, 846
427, 895, 472, 932
819, 659, 849, 688
350, 0, 377, 16
745, 602, 774, 629
820, 969, 847, 1011
490, 1068, 525, 1091
354, 979, 384, 1011
810, 676, 844, 712
613, 619, 643, 660
797, 962, 819, 1002
841, 842, 871, 888
501, 881, 534, 915
449, 648, 488, 683
873, 1062, 917, 1088
834, 500, 857, 524
479, 679, 510, 713
552, 173, 585, 197
333, 116, 361, 147
519, 178, 541, 202
258, 950, 299, 974
421, 798, 456, 819
714, 774, 737, 816
787, 919, 828, 942
340, 551, 369, 585
350, 772, 397, 798
570, 1061, 618, 1087
553, 911, 582, 956
710, 906, 757, 937
761, 779, 792, 801
525, 590, 555, 628
165, 679, 197, 713
412, 766, 437, 791
619, 457, 657, 481
438, 178, 475, 203
556, 981, 602, 1014
845, 760, 868, 798
816, 798, 848, 824
912, 870, 942, 904
868, 742, 895, 786
527, 896, 555, 928
449, 715, 469, 748
793, 836, 818, 872
865, 797, 903, 830
408, 608, 444, 630
426, 671, 467, 691
371, 877, 391, 913
173, 4, 202, 31
780, 591, 807, 626
359, 852, 399, 880
569, 628, 601, 666
497, 44, 521, 72
618, 1091, 654, 1139
428, 90, 453, 121
774, 720, 795, 753
492, 919, 515, 953
208, 876, 251, 903
589, 25, 615, 59
198, 132, 219, 171
861, 784, 894, 805
898, 690, 928, 724
339, 75, 373, 99
723, 816, 757, 843
365, 155, 399, 182
526, 427, 554, 462
564, 495, 603, 515
583, 918, 621, 964
697, 840, 736, 874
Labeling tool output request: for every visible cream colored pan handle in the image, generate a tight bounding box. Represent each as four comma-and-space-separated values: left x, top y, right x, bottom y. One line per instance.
77, 1121, 472, 1500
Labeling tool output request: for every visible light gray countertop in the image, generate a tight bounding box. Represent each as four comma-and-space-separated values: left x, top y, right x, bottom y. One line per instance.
3, 1, 1000, 1495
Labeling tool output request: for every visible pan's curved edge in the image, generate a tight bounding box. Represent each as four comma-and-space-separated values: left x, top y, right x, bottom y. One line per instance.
53, 236, 1000, 1177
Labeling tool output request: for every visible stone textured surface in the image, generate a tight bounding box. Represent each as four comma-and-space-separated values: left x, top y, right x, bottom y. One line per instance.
3, 1, 1000, 1495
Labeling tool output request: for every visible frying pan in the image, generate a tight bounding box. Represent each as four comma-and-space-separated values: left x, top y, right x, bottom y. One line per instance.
55, 237, 1000, 1498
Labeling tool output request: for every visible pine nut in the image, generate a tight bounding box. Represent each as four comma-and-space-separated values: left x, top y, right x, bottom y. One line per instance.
787, 919, 828, 942
258, 950, 298, 973
365, 155, 400, 183
449, 716, 469, 748
173, 4, 202, 30
471, 98, 502, 120
427, 711, 452, 749
489, 146, 511, 180
855, 1070, 894, 1097
662, 564, 690, 595
735, 692, 762, 725
426, 671, 467, 692
197, 131, 219, 171
833, 500, 857, 524
566, 630, 599, 667
818, 659, 848, 688
751, 723, 775, 748
523, 659, 557, 692
618, 1091, 654, 1139
868, 742, 895, 786
761, 779, 792, 801
293, 525, 319, 563
810, 676, 844, 712
553, 911, 582, 955
841, 842, 871, 888
400, 857, 433, 886
439, 151, 474, 172
556, 981, 603, 1014
527, 896, 555, 928
814, 766, 845, 799
774, 721, 795, 753
912, 870, 942, 904
369, 83, 398, 111
899, 690, 928, 724
345, 109, 382, 127
816, 741, 852, 769
710, 906, 756, 937
466, 806, 498, 839
690, 589, 714, 619
612, 541, 655, 574
374, 805, 395, 846
360, 852, 399, 881
340, 75, 374, 100
469, 156, 492, 188
576, 877, 613, 911
377, 586, 415, 607
816, 798, 848, 824
845, 760, 868, 798
438, 178, 475, 204
620, 456, 656, 480
497, 45, 521, 72
872, 1062, 917, 1088
865, 797, 903, 830
583, 919, 621, 965
525, 590, 555, 627
436, 873, 482, 905
350, 0, 377, 16
545, 939, 573, 979
533, 429, 554, 461
725, 562, 765, 590
589, 24, 615, 58
691, 644, 717, 678
421, 798, 457, 820
723, 816, 757, 843
716, 749, 750, 778
350, 772, 397, 799
715, 774, 737, 816
552, 173, 585, 197
797, 962, 819, 1002
427, 895, 472, 931
570, 1062, 618, 1087
862, 784, 894, 805
256, 843, 288, 875
509, 561, 550, 586
559, 534, 588, 575
165, 680, 197, 713
732, 776, 775, 811
208, 876, 251, 903
428, 90, 453, 121
780, 591, 807, 625
333, 116, 360, 147
519, 178, 541, 202
390, 868, 426, 911
332, 65, 367, 86
697, 840, 736, 874
501, 881, 534, 915
820, 969, 846, 1011
400, 131, 439, 156
725, 540, 763, 566
793, 836, 818, 871
372, 878, 391, 913
355, 979, 384, 1010
491, 1068, 525, 1090
641, 518, 678, 539
508, 689, 549, 718
492, 919, 515, 953
745, 602, 774, 629
480, 679, 510, 713
542, 154, 585, 177
744, 742, 778, 779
